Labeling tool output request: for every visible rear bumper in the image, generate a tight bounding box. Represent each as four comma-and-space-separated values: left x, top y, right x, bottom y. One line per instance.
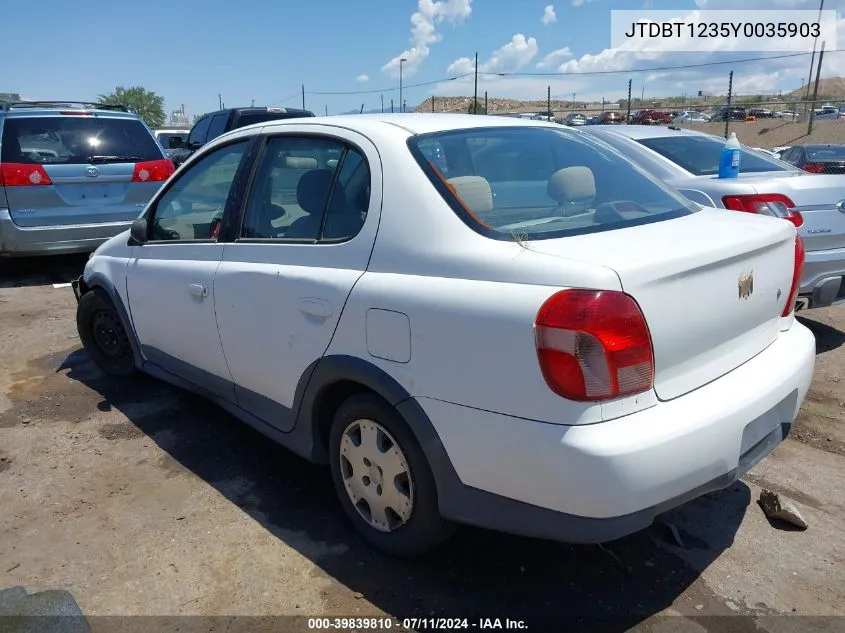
799, 247, 845, 308
419, 321, 815, 543
0, 208, 131, 257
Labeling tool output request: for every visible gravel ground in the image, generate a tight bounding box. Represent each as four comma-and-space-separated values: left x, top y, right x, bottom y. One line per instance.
1, 255, 844, 633
674, 119, 845, 148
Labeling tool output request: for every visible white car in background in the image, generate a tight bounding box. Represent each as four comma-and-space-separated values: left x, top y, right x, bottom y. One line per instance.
672, 111, 709, 123
154, 129, 190, 157
73, 114, 814, 557
582, 125, 845, 310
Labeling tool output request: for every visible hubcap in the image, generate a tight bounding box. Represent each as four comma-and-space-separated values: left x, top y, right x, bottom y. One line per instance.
91, 309, 128, 358
339, 419, 414, 533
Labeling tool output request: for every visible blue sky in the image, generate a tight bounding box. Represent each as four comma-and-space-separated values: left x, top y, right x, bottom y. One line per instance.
4, 0, 844, 120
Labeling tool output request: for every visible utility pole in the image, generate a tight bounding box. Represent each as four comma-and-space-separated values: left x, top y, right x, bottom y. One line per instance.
431, 97, 435, 112
325, 105, 328, 116
804, 0, 825, 111
725, 70, 734, 139
484, 91, 488, 114
218, 93, 222, 110
547, 85, 551, 118
251, 98, 255, 107
809, 41, 826, 135
627, 79, 632, 121
641, 84, 645, 102
473, 52, 479, 114
301, 84, 305, 110
399, 58, 407, 113
391, 98, 394, 113
381, 94, 384, 113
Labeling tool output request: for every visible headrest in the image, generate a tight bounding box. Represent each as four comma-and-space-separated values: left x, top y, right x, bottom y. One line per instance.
297, 169, 334, 215
285, 156, 319, 169
447, 176, 493, 213
547, 166, 596, 205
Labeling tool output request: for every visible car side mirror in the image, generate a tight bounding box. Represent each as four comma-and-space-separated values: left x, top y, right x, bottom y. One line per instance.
168, 136, 185, 149
129, 217, 149, 245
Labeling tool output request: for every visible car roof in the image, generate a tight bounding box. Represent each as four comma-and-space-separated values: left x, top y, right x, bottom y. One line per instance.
257, 113, 563, 136
583, 124, 714, 141
0, 101, 137, 118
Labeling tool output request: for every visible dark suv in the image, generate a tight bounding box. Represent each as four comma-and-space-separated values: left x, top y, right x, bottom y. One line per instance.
710, 106, 747, 122
169, 106, 315, 167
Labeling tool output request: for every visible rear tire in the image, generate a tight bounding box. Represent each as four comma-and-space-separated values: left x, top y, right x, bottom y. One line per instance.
328, 393, 455, 557
76, 288, 136, 376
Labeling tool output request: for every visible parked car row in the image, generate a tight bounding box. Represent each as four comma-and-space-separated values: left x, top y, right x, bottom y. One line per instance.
557, 104, 843, 127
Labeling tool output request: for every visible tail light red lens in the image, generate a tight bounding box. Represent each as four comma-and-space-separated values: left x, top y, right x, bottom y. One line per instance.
132, 159, 175, 183
535, 289, 655, 402
0, 163, 53, 187
802, 163, 825, 173
782, 235, 806, 317
722, 193, 803, 228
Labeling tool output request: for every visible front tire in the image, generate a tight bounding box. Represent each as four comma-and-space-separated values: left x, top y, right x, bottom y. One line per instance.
76, 288, 136, 376
328, 394, 454, 557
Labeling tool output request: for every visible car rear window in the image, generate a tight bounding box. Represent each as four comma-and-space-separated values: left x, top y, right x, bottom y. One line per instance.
408, 126, 696, 241
807, 146, 845, 159
638, 134, 788, 176
156, 132, 187, 148
1, 116, 164, 164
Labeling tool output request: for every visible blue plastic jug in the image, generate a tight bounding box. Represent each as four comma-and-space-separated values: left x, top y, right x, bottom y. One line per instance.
718, 132, 741, 179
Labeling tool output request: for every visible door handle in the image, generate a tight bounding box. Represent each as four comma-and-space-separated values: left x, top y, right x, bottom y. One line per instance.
299, 297, 333, 318
188, 283, 208, 298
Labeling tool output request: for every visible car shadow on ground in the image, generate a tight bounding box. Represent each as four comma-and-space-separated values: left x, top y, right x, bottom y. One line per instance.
61, 349, 749, 631
0, 254, 87, 289
797, 314, 845, 354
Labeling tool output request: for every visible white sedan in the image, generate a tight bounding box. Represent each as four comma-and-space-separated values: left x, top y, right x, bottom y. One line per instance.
73, 114, 816, 557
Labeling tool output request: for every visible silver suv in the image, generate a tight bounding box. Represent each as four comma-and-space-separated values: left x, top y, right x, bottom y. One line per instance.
0, 100, 174, 259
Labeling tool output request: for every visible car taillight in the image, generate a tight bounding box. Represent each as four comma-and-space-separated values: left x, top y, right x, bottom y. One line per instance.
782, 235, 806, 317
722, 193, 803, 228
802, 163, 825, 173
132, 159, 175, 182
535, 289, 654, 402
0, 163, 53, 187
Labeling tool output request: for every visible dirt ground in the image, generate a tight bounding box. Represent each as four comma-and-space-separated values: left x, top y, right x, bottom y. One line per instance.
1, 255, 844, 633
675, 119, 845, 148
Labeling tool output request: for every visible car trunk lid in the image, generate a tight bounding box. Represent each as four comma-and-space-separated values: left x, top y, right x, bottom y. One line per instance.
528, 208, 797, 401
746, 172, 845, 252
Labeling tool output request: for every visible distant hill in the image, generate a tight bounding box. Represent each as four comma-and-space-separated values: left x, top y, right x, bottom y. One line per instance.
785, 77, 845, 99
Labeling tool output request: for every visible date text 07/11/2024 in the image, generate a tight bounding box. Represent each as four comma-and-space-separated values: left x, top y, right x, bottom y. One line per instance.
307, 617, 529, 630
624, 21, 821, 39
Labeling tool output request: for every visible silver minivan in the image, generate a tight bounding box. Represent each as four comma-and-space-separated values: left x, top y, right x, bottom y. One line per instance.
0, 100, 174, 259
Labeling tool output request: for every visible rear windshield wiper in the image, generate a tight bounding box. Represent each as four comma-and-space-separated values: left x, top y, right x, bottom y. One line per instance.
86, 155, 145, 163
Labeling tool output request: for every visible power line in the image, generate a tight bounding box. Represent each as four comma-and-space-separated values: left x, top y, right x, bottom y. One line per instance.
496, 51, 841, 77
270, 50, 843, 101
304, 73, 475, 96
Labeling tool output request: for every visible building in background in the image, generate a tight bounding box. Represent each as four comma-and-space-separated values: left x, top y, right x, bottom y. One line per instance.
168, 104, 190, 127
0, 93, 22, 102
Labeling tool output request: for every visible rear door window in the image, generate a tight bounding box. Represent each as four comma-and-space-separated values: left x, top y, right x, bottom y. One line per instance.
1, 116, 163, 164
188, 116, 212, 145
205, 114, 229, 142
807, 146, 845, 160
